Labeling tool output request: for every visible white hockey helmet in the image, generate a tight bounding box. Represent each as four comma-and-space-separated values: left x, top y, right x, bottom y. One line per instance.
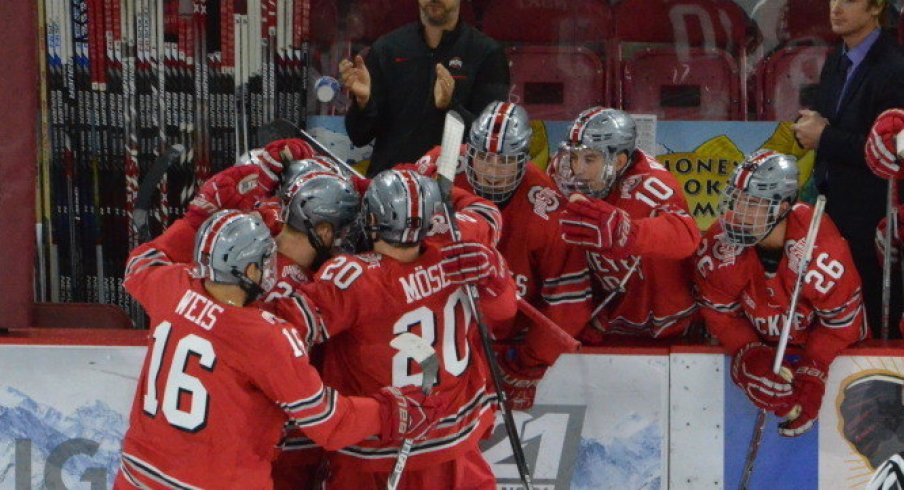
466, 101, 532, 203
551, 107, 637, 198
718, 149, 799, 246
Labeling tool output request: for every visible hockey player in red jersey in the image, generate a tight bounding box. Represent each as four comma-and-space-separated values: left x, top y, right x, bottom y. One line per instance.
297, 169, 517, 489
184, 140, 359, 303
694, 150, 868, 436
180, 147, 362, 488
459, 101, 590, 409
416, 101, 590, 410
552, 107, 700, 341
114, 210, 445, 489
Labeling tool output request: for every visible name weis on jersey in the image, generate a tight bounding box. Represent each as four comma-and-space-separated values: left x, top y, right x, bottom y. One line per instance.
174, 289, 223, 330
400, 264, 451, 304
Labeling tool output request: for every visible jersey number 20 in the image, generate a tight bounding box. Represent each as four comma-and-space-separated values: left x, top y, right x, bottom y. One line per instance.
392, 289, 472, 388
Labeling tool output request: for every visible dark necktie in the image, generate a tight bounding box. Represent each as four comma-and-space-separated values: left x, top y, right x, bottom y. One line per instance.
834, 54, 853, 115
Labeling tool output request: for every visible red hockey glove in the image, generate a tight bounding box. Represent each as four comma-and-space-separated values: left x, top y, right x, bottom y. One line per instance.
260, 138, 316, 190
559, 196, 637, 253
778, 357, 827, 437
253, 198, 284, 236
373, 386, 445, 444
876, 212, 901, 267
498, 345, 546, 411
730, 342, 795, 413
185, 165, 266, 228
439, 242, 507, 292
865, 108, 904, 180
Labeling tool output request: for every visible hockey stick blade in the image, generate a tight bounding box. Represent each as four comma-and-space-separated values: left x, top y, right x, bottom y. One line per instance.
134, 145, 185, 244
391, 332, 439, 394
436, 111, 465, 198
387, 333, 439, 490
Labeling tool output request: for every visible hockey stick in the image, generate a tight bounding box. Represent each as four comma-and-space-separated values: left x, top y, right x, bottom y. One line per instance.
257, 117, 363, 177
882, 180, 895, 341
739, 194, 827, 490
516, 297, 581, 353
878, 129, 904, 340
436, 111, 534, 490
134, 144, 184, 243
590, 255, 641, 319
386, 332, 439, 490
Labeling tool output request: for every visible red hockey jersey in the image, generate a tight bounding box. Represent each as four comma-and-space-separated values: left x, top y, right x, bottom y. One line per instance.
116, 221, 380, 489
694, 203, 868, 365
581, 151, 701, 339
297, 204, 517, 472
454, 164, 592, 338
421, 144, 592, 340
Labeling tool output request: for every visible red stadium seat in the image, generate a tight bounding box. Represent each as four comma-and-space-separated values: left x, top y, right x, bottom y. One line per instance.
755, 44, 830, 121
784, 0, 836, 45
612, 0, 754, 120
506, 45, 605, 120
621, 47, 742, 120
482, 0, 613, 45
612, 0, 751, 51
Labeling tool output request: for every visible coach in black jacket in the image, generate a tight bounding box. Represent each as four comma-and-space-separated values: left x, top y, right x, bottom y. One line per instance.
794, 0, 904, 336
340, 0, 510, 177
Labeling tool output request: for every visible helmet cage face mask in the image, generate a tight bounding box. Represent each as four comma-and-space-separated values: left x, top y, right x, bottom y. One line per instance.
465, 148, 527, 203
466, 101, 532, 203
718, 187, 784, 246
551, 143, 618, 198
718, 150, 799, 247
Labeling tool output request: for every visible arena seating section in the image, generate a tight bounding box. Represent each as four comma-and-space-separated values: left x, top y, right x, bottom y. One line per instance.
310, 0, 885, 122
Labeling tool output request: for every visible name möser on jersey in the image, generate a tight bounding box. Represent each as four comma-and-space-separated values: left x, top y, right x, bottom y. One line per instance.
400, 264, 451, 304
174, 290, 224, 330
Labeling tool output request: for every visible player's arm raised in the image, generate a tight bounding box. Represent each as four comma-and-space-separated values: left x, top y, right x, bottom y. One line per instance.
247, 315, 444, 451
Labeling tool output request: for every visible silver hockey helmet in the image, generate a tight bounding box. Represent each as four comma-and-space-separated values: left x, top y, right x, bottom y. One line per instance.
282, 171, 360, 242
466, 101, 532, 203
363, 169, 442, 245
235, 148, 266, 167
718, 149, 799, 246
279, 156, 338, 197
551, 107, 637, 198
193, 210, 277, 299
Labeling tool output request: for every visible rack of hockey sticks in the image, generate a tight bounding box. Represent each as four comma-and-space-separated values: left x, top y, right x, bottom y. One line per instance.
36, 0, 312, 326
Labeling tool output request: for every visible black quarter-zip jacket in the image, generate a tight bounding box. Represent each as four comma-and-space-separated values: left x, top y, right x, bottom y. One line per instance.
345, 21, 510, 176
